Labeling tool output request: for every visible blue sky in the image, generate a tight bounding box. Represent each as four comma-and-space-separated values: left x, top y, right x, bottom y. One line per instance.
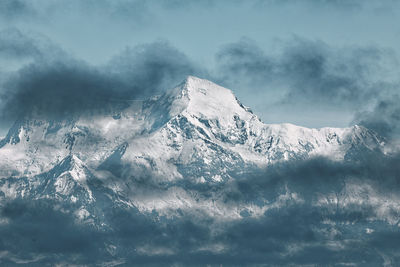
1, 0, 400, 135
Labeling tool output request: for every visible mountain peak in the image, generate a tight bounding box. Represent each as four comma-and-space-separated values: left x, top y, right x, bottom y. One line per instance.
183, 75, 202, 84
181, 75, 233, 97
163, 76, 256, 125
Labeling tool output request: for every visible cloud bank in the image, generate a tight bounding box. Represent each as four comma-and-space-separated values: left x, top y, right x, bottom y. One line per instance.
0, 29, 204, 124
216, 37, 400, 140
1, 151, 400, 265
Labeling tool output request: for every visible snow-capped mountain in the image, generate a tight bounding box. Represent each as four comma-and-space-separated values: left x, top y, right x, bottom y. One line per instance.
0, 76, 383, 180
0, 76, 384, 218
0, 76, 394, 265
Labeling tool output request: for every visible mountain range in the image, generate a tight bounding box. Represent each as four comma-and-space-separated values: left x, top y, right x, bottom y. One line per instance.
0, 76, 395, 266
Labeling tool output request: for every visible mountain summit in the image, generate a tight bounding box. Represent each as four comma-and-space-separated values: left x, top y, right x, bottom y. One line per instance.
0, 76, 383, 180
165, 76, 253, 121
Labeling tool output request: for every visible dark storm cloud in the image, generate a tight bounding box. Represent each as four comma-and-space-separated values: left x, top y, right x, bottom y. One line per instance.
217, 38, 396, 107
109, 42, 203, 97
0, 30, 203, 123
0, 197, 216, 265
220, 205, 385, 266
1, 151, 400, 265
354, 95, 400, 140
278, 40, 387, 105
3, 153, 400, 266
0, 199, 102, 265
216, 37, 400, 138
210, 152, 400, 265
216, 39, 277, 88
1, 61, 126, 121
103, 151, 400, 265
223, 152, 400, 205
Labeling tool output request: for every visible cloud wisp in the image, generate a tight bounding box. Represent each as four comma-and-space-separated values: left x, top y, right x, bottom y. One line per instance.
1, 29, 399, 142
0, 29, 205, 124
217, 38, 398, 107
215, 37, 400, 140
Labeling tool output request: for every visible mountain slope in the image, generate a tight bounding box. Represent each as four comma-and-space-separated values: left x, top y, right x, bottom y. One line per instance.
0, 76, 385, 218
0, 76, 384, 182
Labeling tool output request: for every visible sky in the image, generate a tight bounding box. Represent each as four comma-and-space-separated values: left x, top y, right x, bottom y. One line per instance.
1, 0, 400, 136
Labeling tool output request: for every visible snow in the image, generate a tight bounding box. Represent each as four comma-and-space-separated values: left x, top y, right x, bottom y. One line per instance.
0, 76, 386, 220
183, 76, 255, 125
0, 76, 382, 179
